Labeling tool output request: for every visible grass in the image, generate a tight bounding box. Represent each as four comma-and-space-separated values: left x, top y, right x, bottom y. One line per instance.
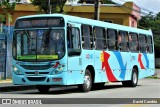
145, 74, 160, 79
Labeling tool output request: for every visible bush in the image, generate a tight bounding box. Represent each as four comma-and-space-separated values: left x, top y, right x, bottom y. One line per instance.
154, 35, 160, 58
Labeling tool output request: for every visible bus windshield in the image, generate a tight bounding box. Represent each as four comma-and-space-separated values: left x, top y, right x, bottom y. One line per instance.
13, 29, 65, 61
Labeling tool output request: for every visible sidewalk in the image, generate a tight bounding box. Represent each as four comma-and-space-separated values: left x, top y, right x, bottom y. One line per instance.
0, 79, 36, 92
0, 69, 160, 92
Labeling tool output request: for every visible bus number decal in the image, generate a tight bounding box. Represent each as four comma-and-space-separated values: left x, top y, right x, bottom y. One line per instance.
86, 54, 93, 59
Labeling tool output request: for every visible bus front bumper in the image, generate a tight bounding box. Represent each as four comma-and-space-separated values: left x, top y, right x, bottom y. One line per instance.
12, 72, 68, 85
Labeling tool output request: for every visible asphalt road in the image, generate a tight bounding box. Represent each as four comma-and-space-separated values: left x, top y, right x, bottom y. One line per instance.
1, 78, 160, 98
1, 78, 160, 107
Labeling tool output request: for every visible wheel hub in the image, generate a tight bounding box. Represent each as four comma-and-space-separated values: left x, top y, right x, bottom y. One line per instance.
133, 72, 137, 84
84, 75, 91, 89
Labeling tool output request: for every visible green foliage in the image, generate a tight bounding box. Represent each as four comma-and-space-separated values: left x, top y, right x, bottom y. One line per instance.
0, 0, 20, 23
138, 12, 160, 58
0, 14, 5, 22
78, 0, 113, 4
30, 0, 69, 14
103, 0, 113, 4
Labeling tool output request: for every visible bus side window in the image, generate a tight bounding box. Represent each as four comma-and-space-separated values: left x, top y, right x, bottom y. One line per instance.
147, 36, 153, 53
139, 34, 147, 53
67, 26, 72, 48
107, 29, 117, 50
67, 25, 81, 56
94, 27, 107, 50
119, 31, 129, 51
130, 33, 139, 52
81, 25, 93, 49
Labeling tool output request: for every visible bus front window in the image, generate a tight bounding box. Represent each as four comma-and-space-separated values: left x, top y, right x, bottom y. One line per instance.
13, 29, 65, 61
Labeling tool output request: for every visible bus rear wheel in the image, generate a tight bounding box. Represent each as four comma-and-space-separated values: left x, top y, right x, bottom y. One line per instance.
78, 69, 92, 92
36, 85, 51, 93
122, 68, 138, 87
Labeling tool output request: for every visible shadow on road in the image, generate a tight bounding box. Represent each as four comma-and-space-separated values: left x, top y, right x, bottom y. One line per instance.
21, 84, 139, 95
1, 83, 142, 95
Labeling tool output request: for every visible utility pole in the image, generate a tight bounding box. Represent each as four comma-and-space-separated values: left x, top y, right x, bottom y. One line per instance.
48, 0, 51, 14
94, 0, 100, 20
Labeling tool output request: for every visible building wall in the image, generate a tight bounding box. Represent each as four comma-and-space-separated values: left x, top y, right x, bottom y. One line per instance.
4, 4, 38, 26
1, 2, 140, 27
64, 2, 140, 27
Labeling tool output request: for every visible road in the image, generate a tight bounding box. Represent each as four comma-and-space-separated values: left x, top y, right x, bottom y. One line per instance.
0, 78, 160, 107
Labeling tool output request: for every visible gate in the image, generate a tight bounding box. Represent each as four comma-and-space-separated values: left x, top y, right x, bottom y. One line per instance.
0, 34, 6, 79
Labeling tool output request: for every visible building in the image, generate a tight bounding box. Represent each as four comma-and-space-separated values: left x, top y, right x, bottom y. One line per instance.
0, 1, 140, 27
65, 1, 141, 27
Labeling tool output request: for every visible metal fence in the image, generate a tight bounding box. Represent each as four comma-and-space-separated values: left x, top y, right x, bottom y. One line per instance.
0, 34, 6, 79
0, 26, 13, 79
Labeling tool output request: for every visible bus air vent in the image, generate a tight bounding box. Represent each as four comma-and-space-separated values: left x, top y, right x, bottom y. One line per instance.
20, 65, 52, 70
27, 77, 46, 81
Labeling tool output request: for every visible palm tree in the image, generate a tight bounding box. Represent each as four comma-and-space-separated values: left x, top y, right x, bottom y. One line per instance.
0, 0, 20, 28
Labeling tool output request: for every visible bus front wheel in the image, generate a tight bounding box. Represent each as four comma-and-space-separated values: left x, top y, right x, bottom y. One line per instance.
122, 68, 138, 87
36, 85, 51, 93
78, 69, 92, 92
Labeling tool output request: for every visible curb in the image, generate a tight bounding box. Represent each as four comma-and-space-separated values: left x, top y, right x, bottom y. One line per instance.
0, 85, 36, 92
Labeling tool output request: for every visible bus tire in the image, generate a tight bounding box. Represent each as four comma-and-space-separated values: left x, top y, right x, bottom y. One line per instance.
122, 68, 138, 87
78, 69, 92, 92
36, 85, 51, 93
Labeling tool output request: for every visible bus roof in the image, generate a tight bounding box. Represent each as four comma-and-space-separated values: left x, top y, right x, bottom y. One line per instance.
16, 14, 152, 36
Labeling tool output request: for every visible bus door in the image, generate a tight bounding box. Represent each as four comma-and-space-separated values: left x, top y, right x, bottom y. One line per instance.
67, 23, 82, 84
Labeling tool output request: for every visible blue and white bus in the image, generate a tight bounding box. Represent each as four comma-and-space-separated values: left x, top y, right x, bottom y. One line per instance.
12, 14, 155, 93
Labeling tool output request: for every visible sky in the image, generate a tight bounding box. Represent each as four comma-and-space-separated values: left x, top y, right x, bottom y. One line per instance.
112, 0, 160, 14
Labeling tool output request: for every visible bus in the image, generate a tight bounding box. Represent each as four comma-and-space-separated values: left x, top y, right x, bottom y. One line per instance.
12, 14, 155, 93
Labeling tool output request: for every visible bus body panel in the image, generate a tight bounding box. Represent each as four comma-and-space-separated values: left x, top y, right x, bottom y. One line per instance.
12, 71, 68, 85
12, 14, 155, 86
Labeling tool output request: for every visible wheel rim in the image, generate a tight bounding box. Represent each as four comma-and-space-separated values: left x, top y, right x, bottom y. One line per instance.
84, 75, 91, 89
133, 72, 137, 84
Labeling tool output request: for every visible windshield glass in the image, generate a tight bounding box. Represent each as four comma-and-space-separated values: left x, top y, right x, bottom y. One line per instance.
13, 29, 65, 61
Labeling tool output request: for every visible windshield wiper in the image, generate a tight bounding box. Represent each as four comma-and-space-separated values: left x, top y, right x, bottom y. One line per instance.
43, 28, 52, 39
24, 29, 31, 40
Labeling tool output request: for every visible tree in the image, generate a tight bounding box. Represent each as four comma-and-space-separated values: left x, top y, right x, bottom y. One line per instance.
0, 0, 20, 24
30, 0, 72, 14
0, 0, 20, 34
138, 12, 160, 58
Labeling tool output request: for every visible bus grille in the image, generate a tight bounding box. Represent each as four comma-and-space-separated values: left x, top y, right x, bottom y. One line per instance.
27, 77, 46, 81
25, 72, 49, 75
21, 65, 52, 70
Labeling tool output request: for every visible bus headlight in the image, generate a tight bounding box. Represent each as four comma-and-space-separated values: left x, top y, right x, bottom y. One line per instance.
51, 67, 63, 75
13, 66, 23, 75
14, 67, 18, 71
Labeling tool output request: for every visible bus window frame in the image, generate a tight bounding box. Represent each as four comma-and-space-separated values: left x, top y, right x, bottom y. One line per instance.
67, 25, 81, 57
118, 30, 129, 52
81, 24, 94, 50
107, 28, 118, 51
93, 26, 107, 50
129, 32, 139, 53
147, 35, 153, 54
139, 34, 147, 53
